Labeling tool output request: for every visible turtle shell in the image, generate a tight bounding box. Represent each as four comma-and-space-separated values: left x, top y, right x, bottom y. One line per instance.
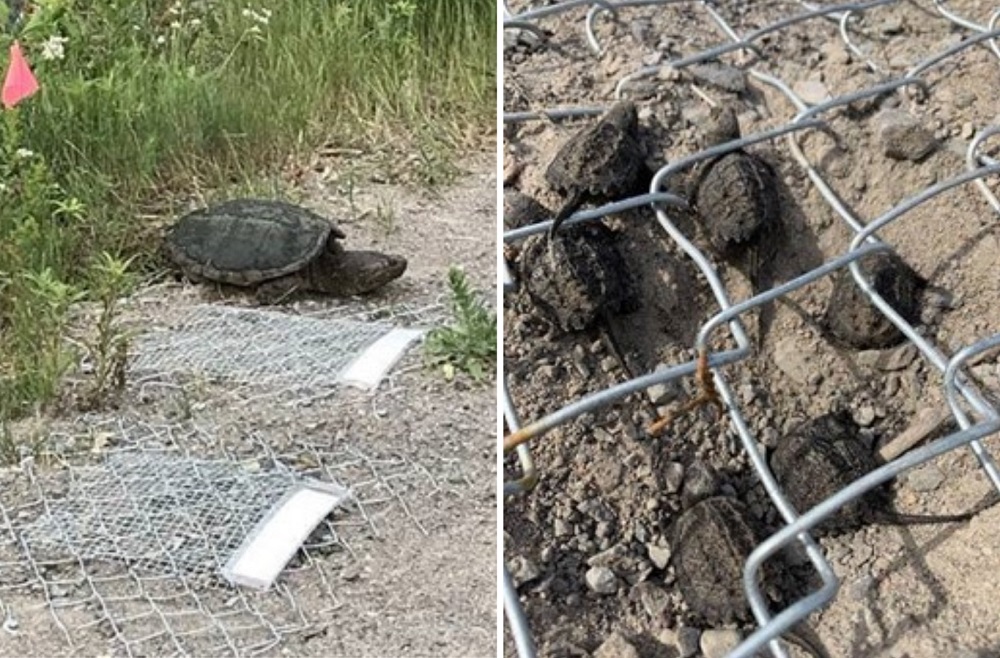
671, 496, 761, 624
770, 412, 875, 534
823, 250, 924, 349
694, 150, 779, 259
166, 199, 346, 287
544, 101, 645, 201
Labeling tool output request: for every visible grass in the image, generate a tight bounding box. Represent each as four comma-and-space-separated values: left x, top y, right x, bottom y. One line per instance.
424, 267, 497, 383
0, 0, 495, 426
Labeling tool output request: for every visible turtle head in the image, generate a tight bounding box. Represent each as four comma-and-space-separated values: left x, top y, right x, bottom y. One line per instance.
701, 105, 742, 149
309, 248, 407, 296
603, 100, 639, 133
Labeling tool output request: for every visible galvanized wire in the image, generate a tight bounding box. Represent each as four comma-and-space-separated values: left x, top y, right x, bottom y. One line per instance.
503, 1, 1000, 655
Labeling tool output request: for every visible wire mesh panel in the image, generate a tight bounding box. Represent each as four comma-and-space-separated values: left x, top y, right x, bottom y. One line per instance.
130, 304, 398, 393
0, 416, 471, 657
502, 1, 1000, 657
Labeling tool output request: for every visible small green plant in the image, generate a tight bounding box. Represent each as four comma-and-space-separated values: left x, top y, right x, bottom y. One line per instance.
82, 252, 137, 409
424, 267, 496, 382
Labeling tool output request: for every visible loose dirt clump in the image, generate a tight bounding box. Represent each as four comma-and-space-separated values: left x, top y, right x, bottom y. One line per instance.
504, 2, 1000, 657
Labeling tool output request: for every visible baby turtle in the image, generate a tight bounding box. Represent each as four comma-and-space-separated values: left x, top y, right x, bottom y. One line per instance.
692, 105, 781, 293
515, 221, 638, 333
544, 101, 649, 241
771, 411, 977, 535
671, 496, 762, 624
165, 199, 407, 302
823, 250, 924, 349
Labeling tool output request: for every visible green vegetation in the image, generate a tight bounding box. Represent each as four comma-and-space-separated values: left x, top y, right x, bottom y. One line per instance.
424, 267, 496, 383
0, 0, 495, 425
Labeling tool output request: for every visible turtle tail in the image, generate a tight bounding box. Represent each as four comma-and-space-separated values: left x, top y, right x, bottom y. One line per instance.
547, 189, 584, 244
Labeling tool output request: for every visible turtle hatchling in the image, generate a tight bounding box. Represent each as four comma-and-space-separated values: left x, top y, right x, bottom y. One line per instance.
771, 411, 977, 535
516, 221, 638, 334
693, 105, 781, 292
165, 199, 407, 302
671, 496, 762, 624
823, 250, 924, 349
545, 100, 650, 242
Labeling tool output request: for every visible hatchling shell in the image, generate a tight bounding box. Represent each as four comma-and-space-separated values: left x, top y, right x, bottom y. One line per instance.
823, 251, 923, 349
545, 101, 647, 216
517, 222, 637, 333
694, 150, 779, 260
671, 496, 761, 624
166, 199, 345, 287
504, 189, 551, 231
770, 412, 875, 534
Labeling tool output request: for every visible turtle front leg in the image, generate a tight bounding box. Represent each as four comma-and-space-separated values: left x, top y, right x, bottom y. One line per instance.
254, 274, 303, 305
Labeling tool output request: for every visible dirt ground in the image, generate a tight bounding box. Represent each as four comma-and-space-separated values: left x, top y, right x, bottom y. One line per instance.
503, 2, 1000, 657
0, 154, 496, 657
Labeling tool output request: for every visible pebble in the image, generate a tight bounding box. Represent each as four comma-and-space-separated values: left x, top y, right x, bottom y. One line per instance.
878, 343, 917, 371
554, 519, 571, 537
594, 631, 640, 658
853, 405, 877, 427
876, 109, 936, 162
646, 543, 672, 570
907, 463, 945, 492
773, 337, 813, 385
585, 566, 619, 595
793, 78, 831, 105
687, 62, 747, 93
508, 556, 541, 587
634, 581, 670, 618
700, 629, 744, 658
663, 461, 685, 493
675, 625, 702, 658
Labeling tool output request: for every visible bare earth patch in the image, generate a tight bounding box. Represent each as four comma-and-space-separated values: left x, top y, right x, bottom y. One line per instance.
1, 154, 496, 658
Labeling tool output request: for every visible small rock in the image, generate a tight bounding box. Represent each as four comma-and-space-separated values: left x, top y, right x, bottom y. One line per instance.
700, 629, 744, 658
907, 463, 945, 492
554, 519, 571, 537
821, 39, 851, 65
687, 62, 747, 93
646, 543, 672, 570
634, 581, 670, 618
508, 556, 542, 587
853, 405, 877, 427
877, 109, 936, 162
675, 625, 702, 658
878, 344, 917, 371
793, 79, 831, 105
682, 461, 719, 507
585, 566, 619, 595
961, 121, 975, 140
773, 337, 813, 385
594, 631, 640, 658
600, 356, 618, 373
880, 16, 904, 35
663, 461, 685, 493
647, 376, 681, 406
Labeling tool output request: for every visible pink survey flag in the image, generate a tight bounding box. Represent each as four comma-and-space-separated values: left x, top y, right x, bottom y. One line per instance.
2, 41, 40, 109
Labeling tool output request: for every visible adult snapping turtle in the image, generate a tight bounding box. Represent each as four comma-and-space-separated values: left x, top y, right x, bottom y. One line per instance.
166, 199, 407, 302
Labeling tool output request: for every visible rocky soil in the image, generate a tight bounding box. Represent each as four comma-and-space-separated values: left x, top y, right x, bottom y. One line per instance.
503, 2, 1000, 657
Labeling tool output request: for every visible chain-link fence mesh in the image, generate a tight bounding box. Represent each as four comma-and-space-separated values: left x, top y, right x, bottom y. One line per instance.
503, 2, 1000, 657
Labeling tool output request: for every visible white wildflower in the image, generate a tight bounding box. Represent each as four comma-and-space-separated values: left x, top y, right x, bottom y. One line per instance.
243, 6, 271, 25
169, 20, 181, 29
156, 35, 167, 45
189, 18, 202, 27
40, 35, 69, 61
15, 148, 34, 160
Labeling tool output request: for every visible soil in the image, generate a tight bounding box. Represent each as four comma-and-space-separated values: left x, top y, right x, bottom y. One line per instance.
1, 154, 496, 657
503, 2, 1000, 657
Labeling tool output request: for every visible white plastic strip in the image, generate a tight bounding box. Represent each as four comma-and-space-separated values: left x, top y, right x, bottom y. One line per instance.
338, 328, 425, 390
222, 480, 352, 590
